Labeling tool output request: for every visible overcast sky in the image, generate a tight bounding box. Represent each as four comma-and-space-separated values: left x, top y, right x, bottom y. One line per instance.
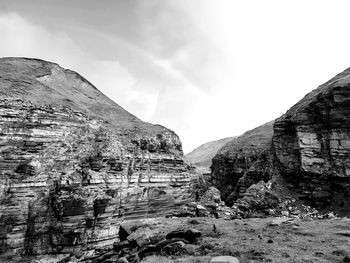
1, 0, 350, 153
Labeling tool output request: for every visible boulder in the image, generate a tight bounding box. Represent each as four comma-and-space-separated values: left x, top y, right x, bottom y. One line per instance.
267, 217, 294, 226
119, 221, 150, 241
210, 256, 240, 263
196, 204, 210, 217
117, 257, 129, 263
166, 228, 201, 243
233, 181, 280, 218
160, 241, 186, 256
138, 238, 190, 258
166, 202, 196, 218
113, 240, 130, 251
200, 187, 222, 204
127, 227, 163, 248
343, 256, 350, 263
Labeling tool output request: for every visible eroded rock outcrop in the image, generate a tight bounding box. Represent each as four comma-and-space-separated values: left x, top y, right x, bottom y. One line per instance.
0, 58, 197, 256
211, 67, 350, 216
210, 121, 274, 202
273, 68, 350, 215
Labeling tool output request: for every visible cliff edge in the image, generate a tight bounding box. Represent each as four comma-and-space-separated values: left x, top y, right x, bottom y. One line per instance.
211, 67, 350, 216
0, 58, 196, 256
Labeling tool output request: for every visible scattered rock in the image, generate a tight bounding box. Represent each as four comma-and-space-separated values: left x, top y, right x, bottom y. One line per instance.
323, 212, 336, 219
281, 252, 290, 258
200, 186, 222, 203
161, 241, 187, 256
166, 210, 196, 218
232, 181, 280, 218
127, 227, 162, 248
210, 256, 240, 263
187, 219, 201, 225
267, 217, 294, 226
116, 257, 129, 263
196, 204, 210, 217
332, 249, 348, 256
166, 202, 197, 218
113, 240, 130, 251
119, 222, 150, 241
71, 251, 84, 259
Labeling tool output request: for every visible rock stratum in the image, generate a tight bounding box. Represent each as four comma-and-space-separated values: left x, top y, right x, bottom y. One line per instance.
211, 121, 274, 203
0, 58, 197, 256
211, 68, 350, 216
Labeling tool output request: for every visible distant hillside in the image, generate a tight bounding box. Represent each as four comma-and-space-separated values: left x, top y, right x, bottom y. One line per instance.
185, 137, 235, 168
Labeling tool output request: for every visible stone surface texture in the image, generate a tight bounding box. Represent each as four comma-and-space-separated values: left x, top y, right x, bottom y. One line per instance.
211, 121, 274, 201
273, 67, 350, 214
0, 58, 197, 256
211, 67, 350, 216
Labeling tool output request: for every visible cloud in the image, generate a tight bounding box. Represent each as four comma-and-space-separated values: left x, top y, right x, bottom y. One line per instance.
0, 11, 210, 152
2, 1, 350, 154
129, 0, 234, 94
0, 12, 143, 111
0, 2, 239, 153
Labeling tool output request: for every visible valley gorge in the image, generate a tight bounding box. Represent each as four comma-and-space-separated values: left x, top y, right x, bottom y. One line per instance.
0, 57, 350, 263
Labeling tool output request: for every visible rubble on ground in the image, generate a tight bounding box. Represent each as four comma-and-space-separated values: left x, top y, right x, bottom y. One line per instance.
57, 222, 202, 263
168, 183, 338, 221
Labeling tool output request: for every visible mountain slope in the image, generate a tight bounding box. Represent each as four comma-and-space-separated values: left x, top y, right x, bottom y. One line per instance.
0, 57, 167, 135
211, 121, 274, 199
185, 137, 235, 168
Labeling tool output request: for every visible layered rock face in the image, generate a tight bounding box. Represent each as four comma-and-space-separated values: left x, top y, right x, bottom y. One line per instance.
0, 58, 196, 256
211, 68, 350, 215
210, 121, 274, 202
273, 69, 350, 214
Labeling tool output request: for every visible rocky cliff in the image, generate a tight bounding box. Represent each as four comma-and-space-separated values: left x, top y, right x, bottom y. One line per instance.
211, 121, 274, 203
0, 58, 196, 256
273, 68, 350, 215
211, 68, 350, 216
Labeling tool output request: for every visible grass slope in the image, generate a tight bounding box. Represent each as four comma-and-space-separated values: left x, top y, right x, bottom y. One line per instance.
0, 57, 166, 135
186, 137, 235, 167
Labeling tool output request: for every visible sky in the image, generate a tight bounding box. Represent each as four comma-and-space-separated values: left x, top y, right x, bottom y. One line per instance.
1, 0, 350, 153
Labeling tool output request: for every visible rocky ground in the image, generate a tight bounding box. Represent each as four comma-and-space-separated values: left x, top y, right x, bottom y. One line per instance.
5, 216, 350, 263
